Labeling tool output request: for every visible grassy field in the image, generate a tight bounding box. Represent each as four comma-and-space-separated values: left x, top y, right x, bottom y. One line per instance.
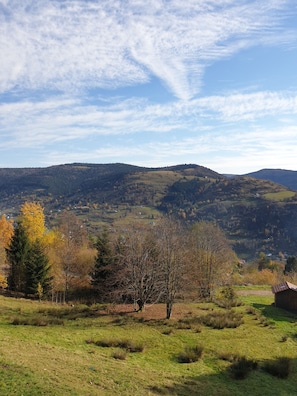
0, 291, 297, 395
263, 191, 296, 201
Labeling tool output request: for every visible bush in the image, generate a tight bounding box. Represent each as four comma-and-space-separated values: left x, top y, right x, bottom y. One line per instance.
263, 357, 291, 379
162, 328, 174, 335
11, 316, 64, 326
202, 310, 243, 329
177, 345, 204, 363
229, 356, 258, 379
245, 306, 257, 315
176, 321, 192, 330
218, 351, 237, 362
118, 340, 144, 353
95, 339, 116, 348
215, 286, 242, 309
90, 338, 144, 352
112, 349, 127, 360
280, 335, 288, 342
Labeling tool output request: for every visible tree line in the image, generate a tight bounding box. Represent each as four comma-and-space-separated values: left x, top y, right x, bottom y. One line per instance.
0, 201, 238, 318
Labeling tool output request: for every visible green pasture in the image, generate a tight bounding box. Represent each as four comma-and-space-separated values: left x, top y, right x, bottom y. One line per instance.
0, 291, 297, 395
263, 191, 295, 201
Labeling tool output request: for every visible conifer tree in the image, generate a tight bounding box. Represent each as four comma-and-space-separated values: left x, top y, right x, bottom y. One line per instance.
6, 222, 30, 292
91, 228, 115, 300
25, 240, 52, 297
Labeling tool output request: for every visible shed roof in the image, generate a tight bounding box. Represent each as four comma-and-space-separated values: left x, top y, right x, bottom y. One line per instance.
272, 281, 297, 294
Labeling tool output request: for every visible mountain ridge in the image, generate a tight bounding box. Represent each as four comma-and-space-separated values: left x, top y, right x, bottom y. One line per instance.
1, 163, 297, 260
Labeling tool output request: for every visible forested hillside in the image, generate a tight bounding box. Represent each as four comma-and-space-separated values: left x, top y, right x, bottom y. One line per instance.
1, 163, 297, 259
245, 169, 297, 191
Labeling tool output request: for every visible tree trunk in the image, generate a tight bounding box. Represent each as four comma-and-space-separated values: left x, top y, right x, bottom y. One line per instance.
166, 301, 173, 319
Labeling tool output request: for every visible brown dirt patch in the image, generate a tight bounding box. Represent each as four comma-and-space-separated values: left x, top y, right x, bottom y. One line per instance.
106, 303, 195, 321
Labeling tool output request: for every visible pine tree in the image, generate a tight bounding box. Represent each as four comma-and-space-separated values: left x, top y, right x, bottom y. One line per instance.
6, 223, 30, 292
25, 240, 52, 297
91, 228, 114, 300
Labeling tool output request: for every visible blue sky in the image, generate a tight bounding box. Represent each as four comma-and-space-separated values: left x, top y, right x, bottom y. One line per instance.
1, 0, 297, 174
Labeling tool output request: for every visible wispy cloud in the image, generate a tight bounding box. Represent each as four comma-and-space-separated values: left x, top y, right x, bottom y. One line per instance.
1, 89, 297, 173
1, 90, 296, 147
0, 0, 295, 100
42, 123, 297, 174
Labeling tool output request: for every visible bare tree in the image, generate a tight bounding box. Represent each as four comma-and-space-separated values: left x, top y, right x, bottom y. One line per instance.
189, 221, 235, 299
153, 217, 188, 319
116, 226, 163, 310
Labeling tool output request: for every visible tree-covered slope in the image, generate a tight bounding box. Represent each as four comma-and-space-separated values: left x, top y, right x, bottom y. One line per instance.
1, 163, 297, 259
245, 169, 297, 191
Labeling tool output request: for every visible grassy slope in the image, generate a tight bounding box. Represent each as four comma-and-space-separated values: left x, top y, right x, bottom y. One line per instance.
1, 293, 297, 395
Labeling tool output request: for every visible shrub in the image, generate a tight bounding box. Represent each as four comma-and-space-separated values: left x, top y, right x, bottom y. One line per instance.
215, 286, 242, 309
245, 306, 257, 315
91, 338, 144, 352
118, 340, 145, 353
280, 335, 288, 343
11, 316, 64, 326
218, 351, 237, 362
177, 345, 204, 363
95, 339, 116, 348
162, 328, 174, 335
202, 310, 243, 329
112, 349, 127, 360
263, 357, 291, 379
176, 321, 192, 330
243, 268, 278, 285
229, 356, 258, 379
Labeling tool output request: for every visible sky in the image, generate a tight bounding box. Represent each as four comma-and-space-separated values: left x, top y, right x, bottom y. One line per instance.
1, 0, 297, 174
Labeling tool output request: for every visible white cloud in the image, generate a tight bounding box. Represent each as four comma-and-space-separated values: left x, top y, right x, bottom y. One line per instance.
0, 0, 295, 99
40, 123, 297, 174
1, 90, 297, 151
1, 89, 296, 174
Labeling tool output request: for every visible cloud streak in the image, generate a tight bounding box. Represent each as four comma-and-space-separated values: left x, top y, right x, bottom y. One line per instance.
1, 90, 297, 147
1, 0, 297, 173
1, 89, 297, 173
0, 0, 295, 99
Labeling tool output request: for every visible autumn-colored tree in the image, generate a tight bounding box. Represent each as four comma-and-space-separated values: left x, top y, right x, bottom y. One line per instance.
6, 221, 52, 296
190, 222, 235, 299
54, 211, 90, 300
0, 214, 14, 274
0, 215, 14, 249
19, 202, 46, 243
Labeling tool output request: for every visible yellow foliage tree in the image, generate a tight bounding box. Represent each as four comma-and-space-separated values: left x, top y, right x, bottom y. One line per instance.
19, 202, 46, 243
0, 215, 14, 271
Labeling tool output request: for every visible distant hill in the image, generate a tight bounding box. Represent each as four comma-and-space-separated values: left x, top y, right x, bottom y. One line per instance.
1, 163, 297, 260
245, 169, 297, 191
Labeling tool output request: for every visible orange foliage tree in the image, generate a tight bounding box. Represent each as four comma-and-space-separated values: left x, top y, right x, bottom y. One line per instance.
0, 215, 14, 284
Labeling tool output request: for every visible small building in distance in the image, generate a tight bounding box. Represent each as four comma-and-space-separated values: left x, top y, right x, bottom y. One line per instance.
272, 281, 297, 311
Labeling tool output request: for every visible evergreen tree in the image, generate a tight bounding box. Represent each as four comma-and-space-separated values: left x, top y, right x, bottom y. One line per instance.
6, 223, 30, 292
25, 240, 52, 297
284, 256, 297, 275
91, 228, 114, 300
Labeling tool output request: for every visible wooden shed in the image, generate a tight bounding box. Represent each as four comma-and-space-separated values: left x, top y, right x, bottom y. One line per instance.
272, 281, 297, 311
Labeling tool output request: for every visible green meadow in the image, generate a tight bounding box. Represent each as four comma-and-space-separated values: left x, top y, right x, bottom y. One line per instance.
0, 291, 297, 395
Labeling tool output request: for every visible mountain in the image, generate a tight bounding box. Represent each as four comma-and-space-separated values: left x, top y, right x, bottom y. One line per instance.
245, 169, 297, 191
1, 163, 297, 260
